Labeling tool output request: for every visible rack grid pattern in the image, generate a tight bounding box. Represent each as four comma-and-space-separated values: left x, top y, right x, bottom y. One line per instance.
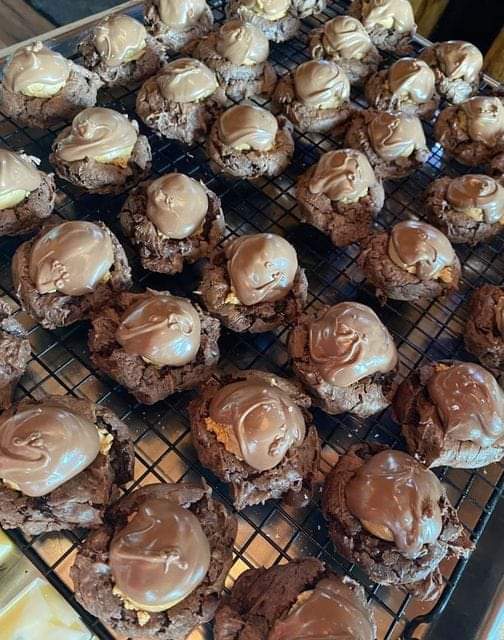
1, 2, 503, 639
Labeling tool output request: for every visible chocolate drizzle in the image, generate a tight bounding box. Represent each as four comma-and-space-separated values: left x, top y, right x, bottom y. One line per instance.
446, 174, 504, 224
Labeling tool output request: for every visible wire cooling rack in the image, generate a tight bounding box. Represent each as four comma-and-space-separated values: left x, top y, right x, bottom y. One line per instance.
1, 1, 503, 638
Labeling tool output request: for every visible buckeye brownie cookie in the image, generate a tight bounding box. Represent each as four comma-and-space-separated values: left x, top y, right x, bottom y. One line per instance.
0, 41, 102, 129
71, 483, 236, 639
144, 0, 214, 51
289, 302, 398, 417
12, 220, 132, 329
0, 301, 30, 409
419, 41, 483, 105
465, 285, 504, 371
214, 558, 376, 640
394, 360, 504, 468
199, 232, 307, 333
434, 96, 504, 167
344, 110, 429, 180
349, 0, 416, 54
296, 149, 384, 246
358, 220, 460, 303
0, 149, 55, 237
136, 58, 226, 145
50, 107, 151, 194
207, 104, 294, 179
323, 446, 473, 600
425, 174, 504, 245
364, 58, 439, 120
120, 172, 225, 274
309, 15, 382, 86
89, 290, 220, 405
79, 14, 165, 88
189, 19, 276, 101
0, 394, 134, 535
273, 60, 352, 133
189, 369, 320, 509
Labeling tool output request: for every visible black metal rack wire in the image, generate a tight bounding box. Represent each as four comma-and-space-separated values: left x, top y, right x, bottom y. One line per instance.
1, 1, 503, 638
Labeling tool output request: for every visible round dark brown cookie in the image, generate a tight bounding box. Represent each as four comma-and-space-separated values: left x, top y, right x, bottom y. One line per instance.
348, 0, 415, 54
465, 284, 504, 371
424, 176, 504, 245
198, 246, 308, 333
120, 178, 225, 274
322, 444, 473, 600
393, 360, 504, 467
188, 370, 321, 510
12, 220, 132, 330
357, 231, 461, 304
225, 2, 300, 42
0, 301, 30, 410
0, 62, 102, 130
0, 167, 56, 237
71, 483, 237, 640
296, 163, 384, 246
272, 71, 353, 134
214, 558, 376, 640
0, 394, 134, 535
188, 31, 277, 101
343, 110, 429, 180
89, 290, 220, 405
144, 0, 214, 50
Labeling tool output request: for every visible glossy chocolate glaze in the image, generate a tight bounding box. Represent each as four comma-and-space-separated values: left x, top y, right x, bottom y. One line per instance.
216, 20, 269, 66
294, 60, 350, 108
368, 111, 426, 160
308, 149, 377, 202
436, 41, 483, 83
361, 0, 416, 34
446, 174, 504, 224
460, 96, 504, 146
387, 57, 435, 105
217, 104, 278, 151
322, 16, 373, 60
157, 58, 218, 103
93, 14, 147, 67
3, 41, 70, 95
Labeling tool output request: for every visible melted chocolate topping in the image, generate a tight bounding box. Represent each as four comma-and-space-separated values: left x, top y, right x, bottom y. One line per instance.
436, 40, 483, 83
294, 60, 350, 108
446, 174, 504, 224
368, 111, 426, 160
157, 58, 218, 103
361, 0, 416, 34
225, 233, 298, 305
346, 450, 443, 558
157, 0, 209, 29
241, 0, 290, 20
460, 96, 504, 147
0, 149, 42, 199
93, 14, 147, 67
217, 104, 278, 151
322, 16, 373, 60
308, 149, 377, 202
216, 20, 269, 66
3, 41, 70, 96
387, 57, 435, 105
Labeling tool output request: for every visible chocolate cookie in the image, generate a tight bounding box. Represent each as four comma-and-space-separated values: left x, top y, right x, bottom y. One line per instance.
364, 58, 440, 120
0, 301, 30, 410
343, 109, 429, 180
145, 0, 214, 51
309, 15, 382, 86
0, 394, 134, 535
296, 149, 385, 246
273, 60, 353, 133
188, 19, 277, 101
189, 369, 321, 510
0, 42, 102, 129
419, 41, 483, 105
12, 220, 132, 329
434, 96, 504, 167
349, 0, 416, 54
0, 149, 56, 237
322, 445, 473, 600
465, 284, 504, 371
50, 107, 151, 195
120, 173, 225, 274
89, 290, 220, 405
207, 104, 294, 179
289, 302, 398, 417
198, 233, 308, 333
78, 14, 165, 87
136, 58, 227, 145
394, 360, 504, 468
425, 174, 504, 245
226, 0, 301, 43
214, 558, 376, 640
358, 221, 461, 303
71, 483, 236, 640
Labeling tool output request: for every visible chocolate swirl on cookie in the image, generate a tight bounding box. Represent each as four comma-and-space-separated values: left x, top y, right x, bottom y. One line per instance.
436, 41, 483, 83
308, 302, 397, 387
368, 112, 426, 160
241, 0, 290, 20
109, 497, 210, 611
29, 221, 114, 296
208, 379, 305, 471
446, 174, 504, 224
0, 403, 101, 497
225, 233, 298, 305
387, 58, 435, 105
294, 60, 350, 108
460, 96, 504, 146
216, 20, 269, 66
3, 41, 70, 97
309, 149, 377, 202
217, 104, 278, 151
346, 450, 443, 558
157, 58, 218, 103
361, 0, 416, 33
0, 149, 42, 209
322, 16, 373, 60
427, 362, 504, 448
157, 0, 209, 29
116, 292, 201, 367
388, 220, 456, 279
93, 14, 147, 67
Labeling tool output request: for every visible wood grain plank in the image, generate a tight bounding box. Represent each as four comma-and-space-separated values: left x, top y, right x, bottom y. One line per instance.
0, 0, 54, 48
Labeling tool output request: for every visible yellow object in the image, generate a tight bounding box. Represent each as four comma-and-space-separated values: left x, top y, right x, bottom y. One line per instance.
0, 531, 14, 565
0, 189, 30, 210
21, 80, 67, 98
94, 144, 135, 167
